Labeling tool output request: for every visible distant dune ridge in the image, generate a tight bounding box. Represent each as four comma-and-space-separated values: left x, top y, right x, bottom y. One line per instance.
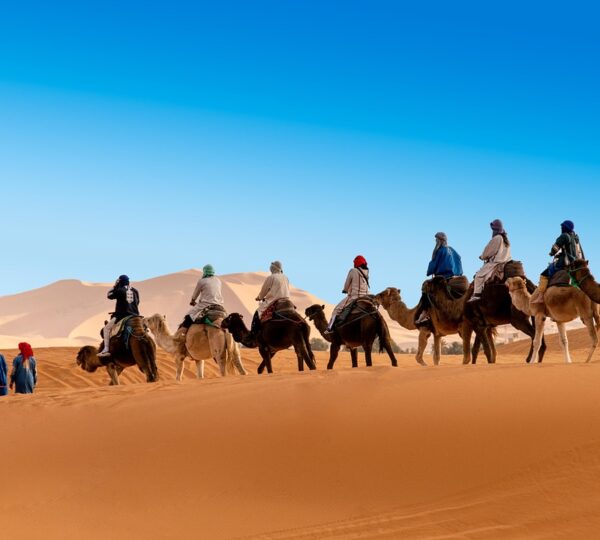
0, 270, 418, 348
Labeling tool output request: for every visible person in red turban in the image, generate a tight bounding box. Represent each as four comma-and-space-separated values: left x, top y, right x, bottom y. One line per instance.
9, 342, 37, 394
326, 255, 370, 334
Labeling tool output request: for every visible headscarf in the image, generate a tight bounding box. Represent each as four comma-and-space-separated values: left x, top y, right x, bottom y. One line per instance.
202, 264, 215, 277
490, 219, 510, 246
561, 220, 575, 234
18, 342, 33, 370
432, 232, 448, 259
353, 255, 368, 269
270, 261, 283, 273
118, 275, 130, 286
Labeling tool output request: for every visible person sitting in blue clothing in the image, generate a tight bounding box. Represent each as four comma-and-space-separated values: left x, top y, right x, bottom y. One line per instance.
0, 353, 8, 396
9, 342, 37, 394
427, 232, 463, 278
416, 232, 464, 324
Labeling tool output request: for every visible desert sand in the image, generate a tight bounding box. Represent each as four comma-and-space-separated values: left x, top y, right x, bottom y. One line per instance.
2, 328, 600, 539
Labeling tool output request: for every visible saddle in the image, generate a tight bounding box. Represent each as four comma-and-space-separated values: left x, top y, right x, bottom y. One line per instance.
548, 269, 572, 289
260, 298, 296, 322
109, 315, 136, 339
486, 260, 526, 286
195, 304, 227, 326
335, 296, 378, 327
446, 276, 469, 299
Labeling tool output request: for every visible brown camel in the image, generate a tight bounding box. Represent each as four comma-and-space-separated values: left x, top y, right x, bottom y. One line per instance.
375, 286, 490, 366
461, 277, 546, 364
506, 276, 599, 363
568, 260, 600, 303
76, 316, 159, 384
305, 300, 398, 369
373, 288, 431, 365
221, 312, 316, 374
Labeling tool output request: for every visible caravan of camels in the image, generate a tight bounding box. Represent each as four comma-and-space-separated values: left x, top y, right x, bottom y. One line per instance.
75, 218, 600, 383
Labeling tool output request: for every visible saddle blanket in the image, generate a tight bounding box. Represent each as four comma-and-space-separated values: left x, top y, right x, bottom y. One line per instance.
260, 298, 296, 322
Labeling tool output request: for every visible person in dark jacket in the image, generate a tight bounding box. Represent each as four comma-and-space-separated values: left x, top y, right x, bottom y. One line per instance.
98, 275, 140, 357
416, 233, 464, 324
427, 232, 463, 278
531, 220, 584, 304
9, 343, 37, 394
0, 353, 8, 396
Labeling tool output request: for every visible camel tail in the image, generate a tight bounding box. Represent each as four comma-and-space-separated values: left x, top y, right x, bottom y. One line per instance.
225, 336, 237, 375
146, 339, 159, 382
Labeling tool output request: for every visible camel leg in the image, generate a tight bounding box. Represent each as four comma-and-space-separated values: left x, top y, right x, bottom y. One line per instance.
462, 327, 473, 365
478, 329, 494, 364
230, 340, 247, 375
529, 315, 545, 364
364, 342, 373, 367
293, 343, 305, 372
298, 336, 316, 371
175, 354, 185, 382
196, 359, 206, 378
432, 335, 441, 366
415, 329, 429, 366
107, 364, 120, 385
472, 335, 480, 364
583, 317, 598, 363
350, 348, 358, 368
258, 346, 273, 374
511, 309, 540, 363
556, 322, 572, 364
381, 338, 398, 367
328, 342, 341, 370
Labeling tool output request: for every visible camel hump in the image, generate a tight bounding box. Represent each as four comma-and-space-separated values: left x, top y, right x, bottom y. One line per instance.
548, 269, 572, 289
446, 276, 469, 298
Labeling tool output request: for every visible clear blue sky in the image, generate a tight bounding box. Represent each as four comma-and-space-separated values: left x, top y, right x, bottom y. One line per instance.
0, 1, 598, 305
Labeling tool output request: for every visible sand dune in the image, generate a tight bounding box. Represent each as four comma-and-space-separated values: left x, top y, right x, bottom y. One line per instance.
0, 270, 418, 349
3, 336, 600, 538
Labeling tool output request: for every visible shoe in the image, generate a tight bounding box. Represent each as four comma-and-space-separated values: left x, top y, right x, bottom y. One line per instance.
467, 295, 481, 303
97, 350, 111, 358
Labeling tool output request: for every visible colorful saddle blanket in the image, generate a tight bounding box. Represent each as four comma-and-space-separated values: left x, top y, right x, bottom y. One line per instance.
109, 315, 136, 339
195, 305, 227, 326
260, 298, 296, 322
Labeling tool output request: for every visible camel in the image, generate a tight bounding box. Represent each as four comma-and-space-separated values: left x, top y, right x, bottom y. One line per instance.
305, 300, 398, 369
462, 278, 546, 364
374, 288, 431, 365
221, 312, 316, 374
144, 314, 247, 381
506, 277, 599, 363
76, 316, 159, 384
375, 286, 490, 366
568, 260, 600, 303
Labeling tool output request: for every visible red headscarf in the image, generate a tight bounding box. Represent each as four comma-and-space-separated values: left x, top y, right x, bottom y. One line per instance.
353, 255, 367, 268
18, 342, 34, 360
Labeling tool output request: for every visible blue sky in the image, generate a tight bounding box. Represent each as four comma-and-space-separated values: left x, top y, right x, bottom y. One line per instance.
0, 1, 598, 305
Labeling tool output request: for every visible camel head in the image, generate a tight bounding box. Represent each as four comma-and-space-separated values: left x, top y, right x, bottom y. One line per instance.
144, 313, 167, 334
305, 304, 326, 322
506, 276, 527, 294
221, 313, 246, 332
76, 345, 102, 372
374, 287, 401, 308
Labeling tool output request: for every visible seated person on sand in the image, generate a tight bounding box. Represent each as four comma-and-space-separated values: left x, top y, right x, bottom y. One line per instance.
530, 220, 585, 304
9, 343, 37, 395
468, 219, 511, 303
326, 255, 370, 335
98, 275, 140, 358
174, 264, 225, 343
250, 261, 291, 335
415, 232, 463, 324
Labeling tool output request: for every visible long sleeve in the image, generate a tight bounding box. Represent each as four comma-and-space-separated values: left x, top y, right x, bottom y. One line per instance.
190, 279, 203, 302
427, 250, 443, 276
0, 356, 7, 387
480, 236, 502, 262
342, 270, 354, 293
257, 275, 274, 301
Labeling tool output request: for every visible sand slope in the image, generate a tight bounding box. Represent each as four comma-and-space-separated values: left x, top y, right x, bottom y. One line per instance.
0, 270, 418, 348
3, 336, 600, 539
